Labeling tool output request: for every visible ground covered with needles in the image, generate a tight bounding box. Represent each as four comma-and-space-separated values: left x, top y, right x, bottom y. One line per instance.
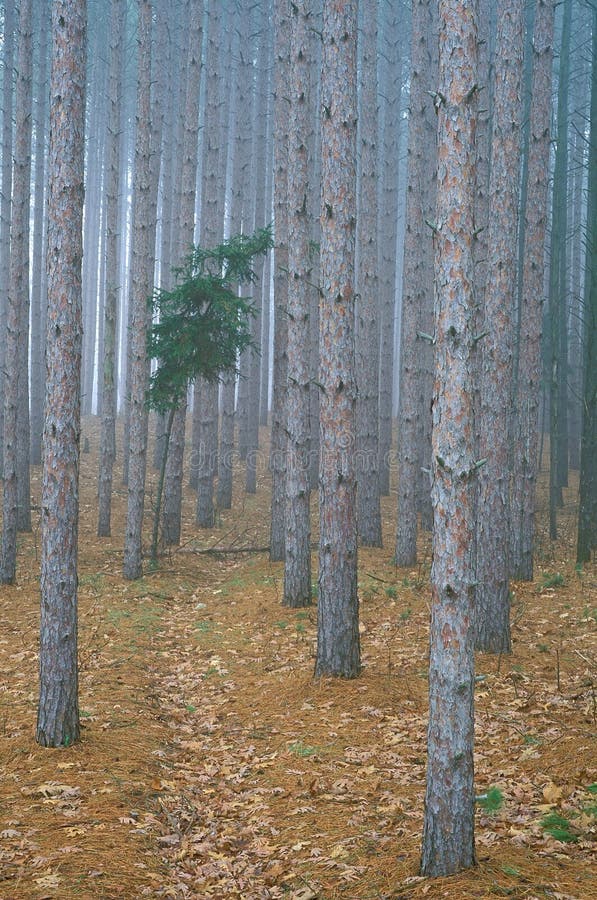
0, 420, 595, 899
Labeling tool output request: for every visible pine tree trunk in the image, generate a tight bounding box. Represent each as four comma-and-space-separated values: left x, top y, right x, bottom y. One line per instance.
395, 0, 436, 565
29, 1, 49, 467
270, 1, 290, 561
548, 0, 571, 539
577, 7, 597, 564
0, 0, 15, 479
315, 0, 360, 679
98, 0, 125, 538
420, 0, 478, 874
36, 0, 86, 748
475, 0, 524, 654
161, 0, 201, 545
123, 0, 161, 579
1, 0, 33, 580
377, 4, 402, 498
15, 0, 33, 533
511, 0, 554, 580
195, 0, 222, 529
356, 0, 382, 547
284, 0, 312, 608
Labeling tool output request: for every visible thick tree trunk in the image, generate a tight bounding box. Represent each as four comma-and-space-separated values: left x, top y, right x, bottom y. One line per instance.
36, 0, 86, 748
511, 0, 554, 579
284, 0, 312, 608
315, 0, 360, 679
475, 0, 524, 654
420, 0, 478, 874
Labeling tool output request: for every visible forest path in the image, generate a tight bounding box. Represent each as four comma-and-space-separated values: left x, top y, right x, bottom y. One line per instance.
0, 435, 596, 898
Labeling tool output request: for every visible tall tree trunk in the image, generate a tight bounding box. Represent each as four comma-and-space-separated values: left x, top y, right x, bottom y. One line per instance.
511, 0, 555, 579
123, 0, 161, 579
97, 0, 125, 537
377, 3, 403, 498
0, 0, 15, 479
29, 0, 50, 467
356, 0, 382, 547
1, 0, 33, 580
548, 0, 572, 538
284, 0, 312, 608
577, 7, 597, 564
162, 0, 201, 546
475, 0, 524, 654
245, 6, 269, 496
195, 0, 223, 529
420, 0, 478, 874
15, 0, 33, 533
217, 6, 244, 512
395, 0, 436, 565
270, 1, 290, 561
36, 0, 86, 748
315, 0, 360, 679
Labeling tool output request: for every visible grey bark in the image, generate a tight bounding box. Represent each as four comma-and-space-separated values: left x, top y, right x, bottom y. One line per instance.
420, 0, 478, 874
284, 0, 312, 607
123, 0, 161, 579
29, 0, 50, 467
270, 1, 290, 561
395, 0, 436, 565
98, 0, 125, 537
0, 0, 15, 478
1, 0, 33, 581
315, 0, 360, 679
356, 0, 382, 547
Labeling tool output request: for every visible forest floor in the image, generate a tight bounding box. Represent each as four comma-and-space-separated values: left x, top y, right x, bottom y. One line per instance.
0, 420, 595, 900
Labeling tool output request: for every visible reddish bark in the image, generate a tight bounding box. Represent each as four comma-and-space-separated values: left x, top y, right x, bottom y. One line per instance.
36, 0, 86, 747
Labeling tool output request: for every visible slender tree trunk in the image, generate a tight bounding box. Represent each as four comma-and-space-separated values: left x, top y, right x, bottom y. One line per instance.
395, 0, 436, 565
548, 0, 571, 539
29, 1, 50, 467
36, 0, 86, 748
15, 0, 33, 533
420, 0, 478, 874
315, 0, 360, 679
245, 7, 269, 496
1, 0, 33, 581
123, 0, 161, 579
511, 0, 554, 579
270, 1, 290, 561
577, 7, 597, 564
195, 0, 223, 529
475, 0, 524, 654
377, 4, 402, 498
284, 0, 312, 608
355, 0, 382, 547
0, 0, 15, 479
162, 0, 201, 545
